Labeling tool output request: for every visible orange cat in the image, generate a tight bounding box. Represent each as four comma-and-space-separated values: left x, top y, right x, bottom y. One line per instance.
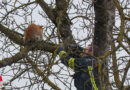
24, 24, 43, 43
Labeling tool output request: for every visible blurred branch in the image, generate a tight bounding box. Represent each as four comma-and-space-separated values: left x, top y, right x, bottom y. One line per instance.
0, 1, 36, 23
26, 56, 61, 90
124, 33, 130, 46
0, 46, 29, 68
4, 69, 28, 86
111, 36, 121, 88
121, 60, 130, 90
71, 15, 93, 24
99, 45, 120, 62
125, 16, 130, 21
114, 0, 125, 42
118, 42, 130, 55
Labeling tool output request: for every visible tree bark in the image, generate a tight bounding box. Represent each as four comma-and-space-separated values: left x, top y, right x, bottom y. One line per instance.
36, 0, 76, 49
93, 0, 115, 57
94, 0, 115, 89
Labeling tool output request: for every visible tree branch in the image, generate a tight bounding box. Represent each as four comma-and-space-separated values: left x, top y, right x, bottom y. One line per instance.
114, 0, 125, 46
0, 24, 24, 45
36, 0, 76, 50
0, 24, 57, 53
55, 0, 76, 49
36, 0, 56, 24
120, 60, 130, 90
26, 56, 61, 90
0, 46, 29, 68
111, 36, 121, 88
0, 41, 57, 68
0, 1, 36, 23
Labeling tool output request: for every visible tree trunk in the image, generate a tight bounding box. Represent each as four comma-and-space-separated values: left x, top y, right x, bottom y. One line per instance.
94, 0, 115, 89
94, 0, 115, 56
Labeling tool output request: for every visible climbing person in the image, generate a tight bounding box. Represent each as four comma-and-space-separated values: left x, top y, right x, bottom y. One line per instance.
57, 44, 101, 90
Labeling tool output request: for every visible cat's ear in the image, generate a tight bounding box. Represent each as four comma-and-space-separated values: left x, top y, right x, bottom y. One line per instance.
40, 25, 43, 28
40, 26, 44, 31
39, 25, 43, 29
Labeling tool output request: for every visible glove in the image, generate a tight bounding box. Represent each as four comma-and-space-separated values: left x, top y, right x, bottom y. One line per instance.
67, 44, 84, 58
56, 44, 63, 54
67, 44, 83, 52
56, 44, 67, 58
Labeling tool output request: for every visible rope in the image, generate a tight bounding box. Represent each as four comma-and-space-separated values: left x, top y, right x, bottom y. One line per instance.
91, 0, 95, 89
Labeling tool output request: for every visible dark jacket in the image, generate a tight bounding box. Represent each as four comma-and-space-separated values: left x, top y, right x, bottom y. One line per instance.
58, 50, 101, 90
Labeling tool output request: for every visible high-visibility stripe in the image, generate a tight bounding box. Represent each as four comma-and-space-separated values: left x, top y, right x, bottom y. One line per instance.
88, 66, 98, 90
58, 51, 66, 58
80, 53, 83, 56
68, 58, 75, 70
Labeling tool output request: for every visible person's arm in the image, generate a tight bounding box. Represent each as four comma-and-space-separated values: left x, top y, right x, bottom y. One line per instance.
57, 46, 98, 71
61, 55, 97, 71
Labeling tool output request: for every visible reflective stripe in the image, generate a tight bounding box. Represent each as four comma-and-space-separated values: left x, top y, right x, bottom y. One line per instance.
68, 58, 75, 70
58, 51, 66, 58
88, 66, 98, 90
80, 53, 83, 56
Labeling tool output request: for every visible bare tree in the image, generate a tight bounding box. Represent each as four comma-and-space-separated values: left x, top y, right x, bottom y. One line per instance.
0, 0, 129, 90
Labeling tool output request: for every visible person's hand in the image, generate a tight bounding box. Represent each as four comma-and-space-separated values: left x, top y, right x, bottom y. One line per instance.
56, 44, 67, 58
57, 44, 64, 54
67, 44, 83, 52
66, 44, 83, 58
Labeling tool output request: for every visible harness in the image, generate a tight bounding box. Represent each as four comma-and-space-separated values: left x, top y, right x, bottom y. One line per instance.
88, 66, 98, 90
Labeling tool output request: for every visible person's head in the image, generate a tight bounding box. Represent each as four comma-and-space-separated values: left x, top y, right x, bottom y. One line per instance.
83, 44, 93, 57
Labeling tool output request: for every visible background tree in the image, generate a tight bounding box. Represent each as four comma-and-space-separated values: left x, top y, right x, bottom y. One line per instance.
0, 0, 129, 90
